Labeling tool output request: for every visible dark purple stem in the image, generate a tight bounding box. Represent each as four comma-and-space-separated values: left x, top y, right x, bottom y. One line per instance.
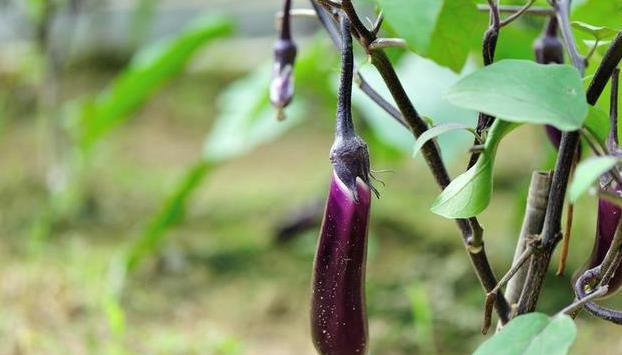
609, 69, 620, 152
336, 16, 354, 139
280, 0, 293, 40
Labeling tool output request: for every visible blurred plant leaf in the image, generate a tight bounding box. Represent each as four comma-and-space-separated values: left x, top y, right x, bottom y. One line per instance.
125, 39, 332, 272
568, 156, 618, 203
474, 313, 576, 355
76, 16, 234, 151
431, 120, 517, 218
571, 21, 618, 40
202, 38, 335, 162
573, 0, 622, 30
447, 60, 588, 131
412, 123, 477, 159
352, 55, 478, 164
375, 0, 483, 72
584, 105, 610, 141
125, 160, 213, 271
202, 64, 304, 162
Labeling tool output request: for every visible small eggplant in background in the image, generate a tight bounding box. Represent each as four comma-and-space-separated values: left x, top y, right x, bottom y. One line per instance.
270, 0, 297, 120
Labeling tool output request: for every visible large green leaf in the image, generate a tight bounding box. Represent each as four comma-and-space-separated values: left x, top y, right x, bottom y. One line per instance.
568, 156, 619, 203
446, 60, 588, 131
431, 120, 516, 218
375, 0, 483, 72
474, 313, 577, 355
77, 16, 234, 150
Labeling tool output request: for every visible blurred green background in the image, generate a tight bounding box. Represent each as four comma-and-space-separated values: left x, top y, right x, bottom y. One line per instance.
0, 0, 621, 354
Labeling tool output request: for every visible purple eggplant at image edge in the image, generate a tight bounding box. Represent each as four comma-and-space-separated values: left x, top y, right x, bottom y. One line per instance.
311, 172, 371, 355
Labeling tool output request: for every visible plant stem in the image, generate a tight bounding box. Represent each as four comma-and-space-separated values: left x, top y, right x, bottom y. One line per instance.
476, 4, 555, 16
609, 69, 620, 152
332, 0, 511, 323
499, 0, 536, 27
468, 1, 500, 168
310, 0, 407, 128
507, 172, 552, 307
280, 0, 293, 40
518, 1, 622, 315
560, 286, 609, 315
336, 16, 355, 139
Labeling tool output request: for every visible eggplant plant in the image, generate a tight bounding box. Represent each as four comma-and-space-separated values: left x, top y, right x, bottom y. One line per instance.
310, 17, 374, 355
269, 0, 622, 353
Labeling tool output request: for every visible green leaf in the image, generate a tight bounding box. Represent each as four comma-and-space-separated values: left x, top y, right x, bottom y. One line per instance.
584, 105, 610, 142
474, 313, 577, 355
412, 123, 476, 158
573, 0, 622, 31
77, 16, 234, 150
572, 21, 618, 40
568, 156, 618, 203
375, 0, 483, 72
125, 160, 213, 271
447, 60, 588, 131
431, 120, 517, 218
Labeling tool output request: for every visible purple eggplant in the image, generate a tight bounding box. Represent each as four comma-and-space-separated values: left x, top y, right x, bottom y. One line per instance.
574, 69, 622, 297
311, 173, 371, 355
310, 17, 375, 355
573, 187, 622, 298
270, 0, 297, 119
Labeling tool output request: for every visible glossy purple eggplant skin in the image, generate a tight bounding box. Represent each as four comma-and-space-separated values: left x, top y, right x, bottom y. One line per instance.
311, 173, 371, 355
574, 188, 622, 298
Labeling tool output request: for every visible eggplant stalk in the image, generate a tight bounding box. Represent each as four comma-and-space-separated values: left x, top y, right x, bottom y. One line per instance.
311, 16, 374, 355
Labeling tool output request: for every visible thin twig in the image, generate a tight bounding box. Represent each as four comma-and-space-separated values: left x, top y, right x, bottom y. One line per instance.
557, 202, 573, 275
275, 9, 318, 24
499, 0, 536, 27
476, 4, 555, 16
609, 68, 620, 153
368, 38, 407, 50
561, 286, 609, 315
490, 246, 536, 297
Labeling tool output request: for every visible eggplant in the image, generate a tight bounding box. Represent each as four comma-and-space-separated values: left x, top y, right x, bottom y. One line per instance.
573, 188, 622, 298
310, 17, 375, 355
270, 0, 297, 119
311, 173, 371, 355
574, 69, 622, 297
